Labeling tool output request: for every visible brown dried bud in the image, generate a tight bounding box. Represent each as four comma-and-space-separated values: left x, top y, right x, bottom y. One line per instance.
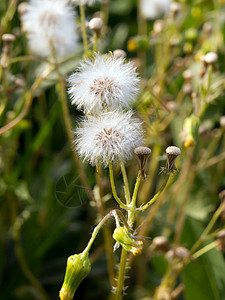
18, 2, 29, 16
219, 116, 225, 129
161, 146, 181, 174
183, 83, 192, 95
170, 2, 181, 18
134, 146, 151, 180
202, 22, 213, 35
2, 34, 16, 43
152, 236, 170, 253
182, 69, 193, 81
219, 190, 225, 201
166, 246, 190, 262
165, 101, 178, 112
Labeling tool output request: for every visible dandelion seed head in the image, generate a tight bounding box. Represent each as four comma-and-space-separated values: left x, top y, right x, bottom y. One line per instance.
75, 111, 143, 166
68, 54, 140, 113
22, 0, 78, 58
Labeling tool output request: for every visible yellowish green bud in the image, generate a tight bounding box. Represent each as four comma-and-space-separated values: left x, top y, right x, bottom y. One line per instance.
127, 36, 150, 52
113, 227, 143, 256
182, 114, 200, 147
59, 252, 91, 300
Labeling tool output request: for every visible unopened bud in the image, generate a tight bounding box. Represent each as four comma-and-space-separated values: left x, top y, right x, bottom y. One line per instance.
113, 227, 143, 256
183, 83, 192, 95
152, 236, 170, 253
88, 17, 103, 37
170, 2, 181, 18
153, 20, 164, 35
18, 2, 28, 16
202, 22, 213, 35
219, 116, 225, 129
2, 34, 16, 44
113, 49, 127, 59
166, 246, 190, 262
134, 146, 151, 180
219, 190, 225, 202
181, 114, 200, 147
204, 52, 218, 64
165, 101, 178, 112
185, 28, 198, 42
1, 34, 16, 68
127, 36, 150, 52
182, 69, 193, 81
59, 252, 91, 300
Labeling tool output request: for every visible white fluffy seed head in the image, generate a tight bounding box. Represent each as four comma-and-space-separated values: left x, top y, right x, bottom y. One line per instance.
75, 111, 144, 166
166, 146, 181, 156
140, 0, 171, 20
21, 0, 78, 58
68, 54, 140, 113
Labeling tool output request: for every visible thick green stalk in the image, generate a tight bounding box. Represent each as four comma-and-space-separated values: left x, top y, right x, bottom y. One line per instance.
115, 171, 141, 299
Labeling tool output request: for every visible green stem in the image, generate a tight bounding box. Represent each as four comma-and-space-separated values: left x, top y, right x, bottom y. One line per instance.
115, 171, 142, 299
192, 241, 219, 259
191, 202, 225, 253
108, 163, 128, 209
79, 4, 89, 57
128, 171, 141, 227
96, 164, 115, 286
82, 210, 123, 256
137, 174, 170, 212
120, 162, 131, 205
115, 248, 128, 300
93, 32, 98, 52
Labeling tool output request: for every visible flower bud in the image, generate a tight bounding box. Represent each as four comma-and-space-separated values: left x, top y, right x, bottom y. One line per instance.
166, 246, 190, 262
113, 227, 143, 256
152, 236, 170, 253
170, 2, 181, 18
181, 114, 200, 147
88, 17, 103, 37
59, 252, 91, 300
134, 146, 151, 180
153, 20, 164, 35
127, 36, 150, 52
113, 49, 127, 59
204, 52, 218, 64
220, 116, 225, 129
1, 34, 16, 68
182, 69, 193, 81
